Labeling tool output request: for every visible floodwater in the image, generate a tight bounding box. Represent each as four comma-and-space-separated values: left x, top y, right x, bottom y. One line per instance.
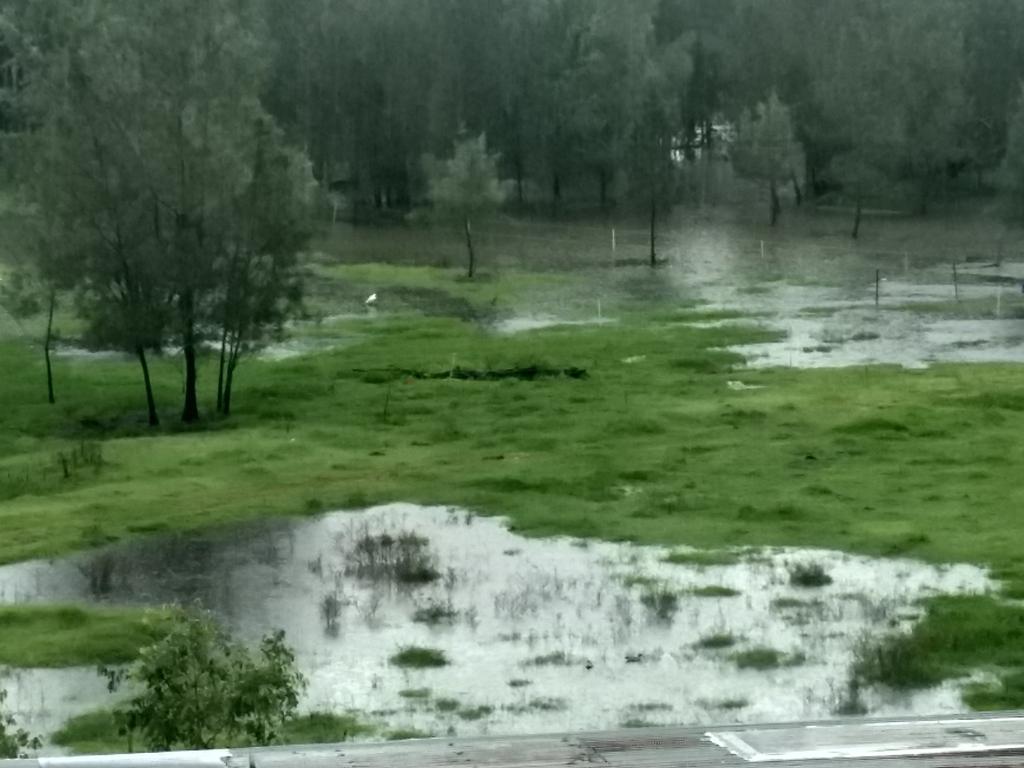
0, 504, 991, 745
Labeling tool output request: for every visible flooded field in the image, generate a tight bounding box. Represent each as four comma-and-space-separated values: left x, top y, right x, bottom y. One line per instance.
0, 504, 991, 743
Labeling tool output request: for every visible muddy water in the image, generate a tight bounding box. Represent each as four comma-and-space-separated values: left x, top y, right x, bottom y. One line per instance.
0, 504, 990, 743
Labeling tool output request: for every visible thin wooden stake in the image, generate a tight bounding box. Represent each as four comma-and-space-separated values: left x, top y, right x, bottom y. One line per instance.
953, 262, 960, 302
875, 269, 880, 307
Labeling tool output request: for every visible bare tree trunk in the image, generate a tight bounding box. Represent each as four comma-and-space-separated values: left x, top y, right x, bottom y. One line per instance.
216, 325, 228, 413
464, 216, 476, 279
136, 346, 159, 427
515, 158, 524, 208
852, 196, 863, 239
791, 171, 803, 206
44, 289, 56, 405
181, 294, 200, 423
649, 194, 657, 267
222, 339, 242, 416
769, 179, 781, 227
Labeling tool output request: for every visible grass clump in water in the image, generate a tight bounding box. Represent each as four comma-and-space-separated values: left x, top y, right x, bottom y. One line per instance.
390, 646, 449, 669
412, 600, 457, 625
789, 562, 833, 588
398, 688, 431, 700
639, 585, 679, 620
697, 632, 739, 649
732, 647, 806, 670
689, 585, 741, 598
525, 650, 575, 667
347, 530, 440, 585
434, 697, 460, 713
663, 550, 740, 567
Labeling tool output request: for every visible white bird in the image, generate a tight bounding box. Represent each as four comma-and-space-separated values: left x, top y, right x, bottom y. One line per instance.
365, 293, 378, 306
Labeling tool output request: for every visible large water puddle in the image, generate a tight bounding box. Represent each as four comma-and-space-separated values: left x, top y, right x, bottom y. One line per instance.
0, 504, 990, 744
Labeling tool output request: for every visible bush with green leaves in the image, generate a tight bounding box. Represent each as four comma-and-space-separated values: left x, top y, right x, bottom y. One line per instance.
1, 688, 41, 759
108, 610, 306, 752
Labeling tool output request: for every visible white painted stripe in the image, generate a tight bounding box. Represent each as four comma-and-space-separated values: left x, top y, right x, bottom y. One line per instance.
707, 718, 1024, 763
40, 750, 233, 768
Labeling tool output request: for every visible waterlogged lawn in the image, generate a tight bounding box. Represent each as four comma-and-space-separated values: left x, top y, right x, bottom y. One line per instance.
4, 266, 1024, 705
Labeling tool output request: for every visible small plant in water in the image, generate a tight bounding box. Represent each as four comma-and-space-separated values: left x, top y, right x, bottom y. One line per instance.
507, 679, 532, 688
640, 585, 679, 620
525, 650, 576, 667
789, 562, 833, 588
320, 592, 342, 636
399, 688, 431, 700
733, 647, 807, 670
697, 632, 738, 649
390, 646, 449, 669
690, 585, 741, 598
345, 527, 440, 585
412, 599, 458, 625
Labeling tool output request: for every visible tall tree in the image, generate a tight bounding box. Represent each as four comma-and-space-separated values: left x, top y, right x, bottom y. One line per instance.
426, 133, 505, 279
733, 91, 803, 226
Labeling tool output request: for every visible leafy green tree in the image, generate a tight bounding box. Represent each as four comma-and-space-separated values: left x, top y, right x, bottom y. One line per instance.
111, 610, 305, 752
1, 689, 40, 759
214, 119, 314, 416
426, 134, 505, 278
733, 91, 803, 226
17, 0, 309, 424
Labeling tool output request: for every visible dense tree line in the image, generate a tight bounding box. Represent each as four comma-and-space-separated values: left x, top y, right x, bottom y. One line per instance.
3, 0, 1024, 422
256, 0, 1024, 222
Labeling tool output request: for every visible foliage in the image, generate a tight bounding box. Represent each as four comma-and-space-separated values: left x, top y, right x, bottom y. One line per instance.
1, 688, 41, 759
732, 92, 803, 225
111, 610, 305, 752
426, 134, 505, 220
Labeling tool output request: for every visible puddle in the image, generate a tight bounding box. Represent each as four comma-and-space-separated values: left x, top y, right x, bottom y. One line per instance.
493, 315, 616, 334
0, 504, 990, 746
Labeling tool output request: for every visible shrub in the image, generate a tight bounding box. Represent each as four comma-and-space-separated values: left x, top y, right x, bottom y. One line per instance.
1, 689, 41, 759
107, 610, 305, 752
851, 633, 940, 689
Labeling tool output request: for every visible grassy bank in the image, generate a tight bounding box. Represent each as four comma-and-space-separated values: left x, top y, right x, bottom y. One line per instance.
51, 710, 383, 755
0, 605, 167, 667
4, 256, 1024, 715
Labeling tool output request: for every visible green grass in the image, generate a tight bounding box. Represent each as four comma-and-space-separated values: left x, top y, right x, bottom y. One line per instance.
0, 605, 168, 667
52, 710, 376, 754
7, 256, 1024, 707
385, 728, 432, 741
390, 646, 449, 669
